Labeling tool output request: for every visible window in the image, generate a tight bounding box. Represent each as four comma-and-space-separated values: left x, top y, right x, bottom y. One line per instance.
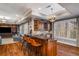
19, 25, 24, 35
54, 18, 77, 40
24, 23, 29, 34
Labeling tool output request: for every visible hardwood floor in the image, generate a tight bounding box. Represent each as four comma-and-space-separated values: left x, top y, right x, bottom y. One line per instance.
0, 42, 28, 56
0, 41, 79, 56
57, 42, 79, 56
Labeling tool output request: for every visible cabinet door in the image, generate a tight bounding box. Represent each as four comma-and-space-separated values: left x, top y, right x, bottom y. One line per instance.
34, 19, 42, 31
34, 20, 39, 31
44, 22, 48, 31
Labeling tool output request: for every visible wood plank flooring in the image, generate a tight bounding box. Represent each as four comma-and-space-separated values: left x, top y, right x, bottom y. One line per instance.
0, 42, 79, 56
0, 42, 28, 56
57, 42, 79, 56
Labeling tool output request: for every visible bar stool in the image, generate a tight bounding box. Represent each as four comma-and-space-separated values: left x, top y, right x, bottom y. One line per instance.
24, 37, 31, 55
29, 39, 36, 55
22, 36, 29, 55
31, 40, 42, 56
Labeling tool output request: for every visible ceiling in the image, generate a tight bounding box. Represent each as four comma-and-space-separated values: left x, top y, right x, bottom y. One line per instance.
0, 3, 79, 24
59, 3, 79, 19
0, 3, 29, 24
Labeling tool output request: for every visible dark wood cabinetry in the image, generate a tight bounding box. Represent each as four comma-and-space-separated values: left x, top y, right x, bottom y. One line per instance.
23, 35, 57, 56
44, 22, 48, 31
34, 18, 42, 31
34, 18, 52, 31
34, 20, 39, 31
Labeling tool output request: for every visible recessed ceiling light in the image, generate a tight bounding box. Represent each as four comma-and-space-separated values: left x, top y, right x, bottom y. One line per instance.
0, 16, 11, 19
2, 20, 7, 23
38, 8, 42, 10
16, 15, 19, 17
5, 17, 11, 19
2, 20, 6, 21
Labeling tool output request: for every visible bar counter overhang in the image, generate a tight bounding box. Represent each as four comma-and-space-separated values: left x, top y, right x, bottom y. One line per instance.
23, 35, 57, 56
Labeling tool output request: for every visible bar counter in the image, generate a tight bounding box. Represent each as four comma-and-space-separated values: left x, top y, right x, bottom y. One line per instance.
23, 35, 57, 56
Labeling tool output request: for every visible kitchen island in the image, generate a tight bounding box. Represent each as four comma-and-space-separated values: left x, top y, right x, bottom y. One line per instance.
23, 35, 57, 56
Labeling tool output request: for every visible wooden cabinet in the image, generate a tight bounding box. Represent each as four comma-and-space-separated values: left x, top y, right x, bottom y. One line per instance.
34, 18, 52, 31
34, 19, 42, 31
34, 20, 39, 31
44, 22, 48, 31
47, 40, 57, 56
23, 35, 57, 56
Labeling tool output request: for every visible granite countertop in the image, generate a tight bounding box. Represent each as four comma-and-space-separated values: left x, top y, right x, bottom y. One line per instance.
28, 35, 53, 40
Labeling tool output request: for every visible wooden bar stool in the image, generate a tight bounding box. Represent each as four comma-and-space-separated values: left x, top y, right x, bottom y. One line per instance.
31, 40, 42, 56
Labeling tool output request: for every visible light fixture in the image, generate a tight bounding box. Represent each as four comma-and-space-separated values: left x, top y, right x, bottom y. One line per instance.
0, 16, 11, 19
0, 17, 7, 23
46, 4, 56, 39
46, 5, 56, 22
5, 17, 11, 19
1, 17, 7, 23
47, 15, 56, 22
16, 14, 19, 17
2, 20, 7, 23
38, 8, 42, 10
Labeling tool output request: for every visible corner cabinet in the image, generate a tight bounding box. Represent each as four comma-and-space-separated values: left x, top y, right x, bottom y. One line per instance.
34, 18, 42, 31
34, 18, 52, 31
